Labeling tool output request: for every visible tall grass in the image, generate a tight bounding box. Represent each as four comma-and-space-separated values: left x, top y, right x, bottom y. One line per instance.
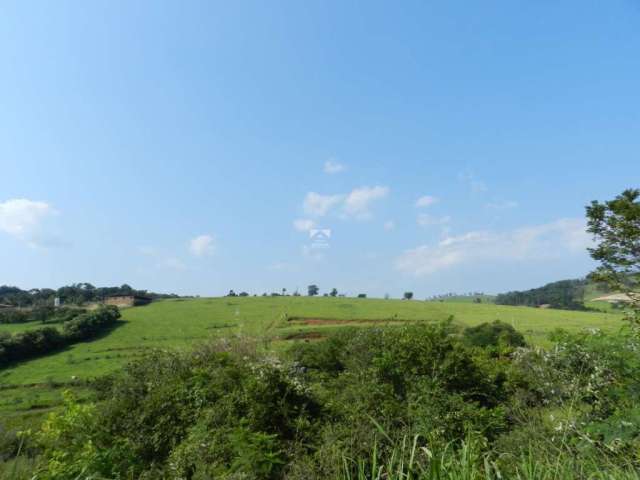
340, 427, 640, 480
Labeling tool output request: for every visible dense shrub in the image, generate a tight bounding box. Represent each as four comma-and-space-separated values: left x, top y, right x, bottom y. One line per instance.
0, 306, 85, 324
0, 306, 120, 367
463, 320, 526, 351
0, 309, 29, 324
35, 339, 320, 479
21, 323, 640, 479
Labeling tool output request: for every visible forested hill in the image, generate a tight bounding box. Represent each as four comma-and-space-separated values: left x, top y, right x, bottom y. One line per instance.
494, 279, 593, 310
0, 283, 180, 307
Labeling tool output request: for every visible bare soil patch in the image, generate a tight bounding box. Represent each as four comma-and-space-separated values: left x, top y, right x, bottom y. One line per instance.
287, 317, 409, 326
592, 293, 632, 303
282, 331, 326, 341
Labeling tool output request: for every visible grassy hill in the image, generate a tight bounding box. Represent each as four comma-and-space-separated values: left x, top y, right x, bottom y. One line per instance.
0, 296, 624, 423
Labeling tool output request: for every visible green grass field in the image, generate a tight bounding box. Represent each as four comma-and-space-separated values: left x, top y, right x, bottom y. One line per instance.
0, 296, 625, 423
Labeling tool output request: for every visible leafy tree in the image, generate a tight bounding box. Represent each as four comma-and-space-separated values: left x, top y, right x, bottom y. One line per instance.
403, 292, 413, 300
329, 288, 338, 297
228, 290, 237, 297
495, 279, 586, 310
307, 285, 319, 297
357, 294, 367, 298
587, 188, 640, 325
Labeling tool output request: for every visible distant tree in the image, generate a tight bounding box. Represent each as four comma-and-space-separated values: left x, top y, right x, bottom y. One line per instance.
329, 288, 338, 297
239, 292, 249, 297
308, 285, 319, 296
403, 292, 414, 300
587, 189, 640, 325
384, 293, 390, 300
495, 280, 586, 310
474, 297, 482, 304
282, 288, 287, 296
293, 290, 301, 297
227, 290, 237, 297
323, 293, 328, 297
357, 293, 367, 298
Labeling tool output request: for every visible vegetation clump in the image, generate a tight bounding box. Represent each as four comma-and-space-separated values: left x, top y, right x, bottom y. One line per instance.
0, 306, 120, 367
8, 319, 638, 479
463, 320, 526, 351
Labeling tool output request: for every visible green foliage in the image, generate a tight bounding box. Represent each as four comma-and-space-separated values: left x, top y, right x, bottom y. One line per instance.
0, 306, 85, 325
587, 188, 640, 326
495, 279, 587, 310
463, 320, 526, 351
0, 306, 120, 367
0, 282, 178, 308
30, 339, 320, 479
5, 321, 638, 479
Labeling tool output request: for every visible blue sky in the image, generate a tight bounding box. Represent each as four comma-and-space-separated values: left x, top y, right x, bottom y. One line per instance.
1, 1, 639, 297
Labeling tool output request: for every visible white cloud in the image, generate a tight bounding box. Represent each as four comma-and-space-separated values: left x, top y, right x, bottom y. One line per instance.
0, 198, 59, 247
302, 186, 389, 220
459, 171, 488, 193
303, 192, 344, 216
293, 218, 315, 232
415, 195, 439, 208
189, 234, 216, 257
383, 220, 395, 231
342, 186, 389, 219
324, 159, 346, 174
395, 218, 591, 276
417, 213, 451, 227
486, 200, 518, 210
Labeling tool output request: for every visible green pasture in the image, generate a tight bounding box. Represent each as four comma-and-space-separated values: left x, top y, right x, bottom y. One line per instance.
0, 296, 624, 420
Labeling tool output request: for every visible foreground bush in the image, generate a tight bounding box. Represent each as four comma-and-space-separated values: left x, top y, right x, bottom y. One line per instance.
22, 322, 640, 479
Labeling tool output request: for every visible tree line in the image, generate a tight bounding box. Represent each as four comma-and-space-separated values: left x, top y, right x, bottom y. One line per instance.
0, 283, 179, 307
0, 305, 121, 367
494, 279, 590, 310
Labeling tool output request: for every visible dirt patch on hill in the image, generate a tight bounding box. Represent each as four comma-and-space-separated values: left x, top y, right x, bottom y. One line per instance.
282, 331, 326, 340
592, 293, 633, 303
288, 317, 408, 326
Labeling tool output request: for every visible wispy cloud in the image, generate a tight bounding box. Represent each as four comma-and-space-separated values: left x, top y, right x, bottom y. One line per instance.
293, 218, 316, 232
417, 213, 451, 227
459, 170, 488, 193
415, 195, 439, 208
395, 218, 591, 276
486, 200, 518, 210
301, 186, 389, 220
383, 220, 395, 231
139, 245, 189, 270
189, 234, 216, 257
342, 186, 389, 219
160, 257, 187, 271
0, 198, 62, 248
323, 159, 346, 174
303, 192, 344, 216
